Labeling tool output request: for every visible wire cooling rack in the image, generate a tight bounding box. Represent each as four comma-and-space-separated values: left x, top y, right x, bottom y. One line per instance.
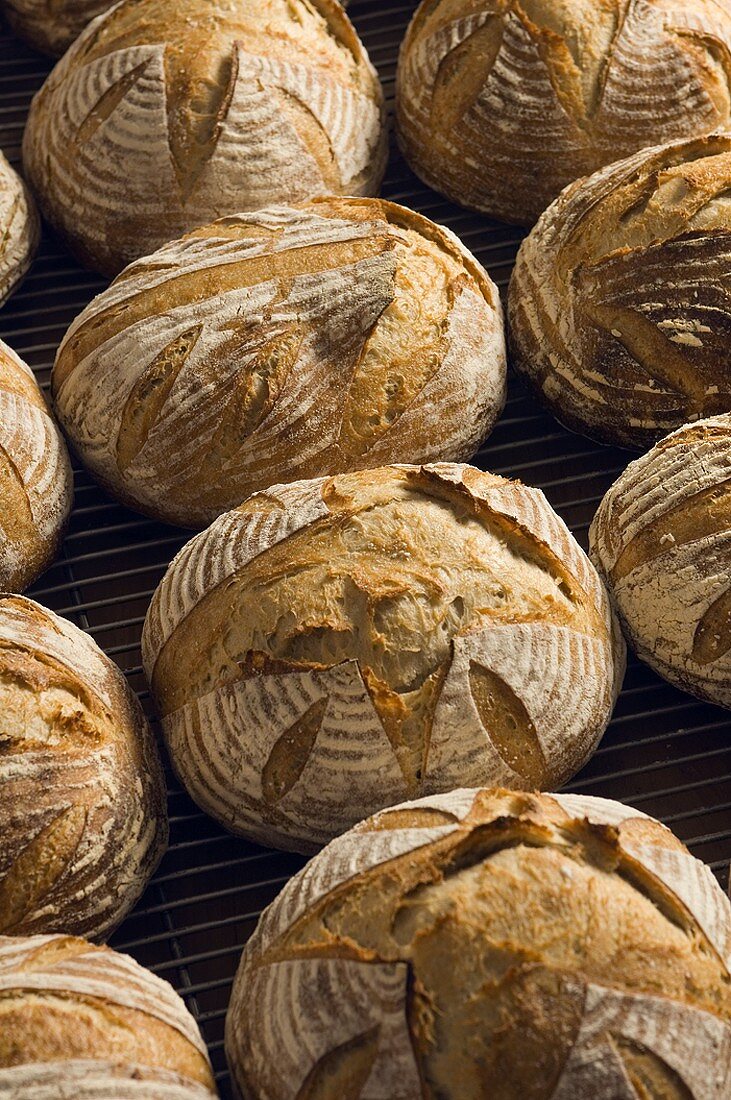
1, 3, 730, 1093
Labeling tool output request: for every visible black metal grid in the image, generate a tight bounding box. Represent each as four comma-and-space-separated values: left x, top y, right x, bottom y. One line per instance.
1, 3, 730, 1094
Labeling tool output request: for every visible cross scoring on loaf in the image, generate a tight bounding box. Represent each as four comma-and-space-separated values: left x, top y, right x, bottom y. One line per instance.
233, 789, 731, 1098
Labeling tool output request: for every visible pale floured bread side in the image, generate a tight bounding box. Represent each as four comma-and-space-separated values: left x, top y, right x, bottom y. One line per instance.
509, 132, 731, 449
22, 0, 387, 276
53, 199, 507, 527
0, 595, 168, 939
0, 152, 38, 306
0, 339, 72, 592
225, 787, 731, 1100
590, 413, 731, 708
142, 464, 624, 852
2, 0, 112, 56
396, 0, 731, 226
0, 935, 216, 1095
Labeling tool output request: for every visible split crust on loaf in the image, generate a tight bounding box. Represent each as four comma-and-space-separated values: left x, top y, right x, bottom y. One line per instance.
590, 412, 731, 708
142, 463, 624, 852
509, 132, 731, 448
0, 339, 72, 593
0, 153, 38, 305
0, 935, 216, 1094
225, 787, 731, 1100
0, 595, 168, 939
53, 199, 507, 528
397, 0, 731, 225
22, 0, 387, 275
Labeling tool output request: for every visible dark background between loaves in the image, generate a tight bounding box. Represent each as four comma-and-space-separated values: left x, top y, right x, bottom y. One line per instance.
1, 2, 729, 1094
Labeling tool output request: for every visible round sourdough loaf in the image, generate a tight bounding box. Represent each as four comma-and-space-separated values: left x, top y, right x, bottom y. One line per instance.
0, 934, 217, 1097
142, 463, 624, 853
226, 787, 731, 1099
509, 133, 731, 449
53, 199, 507, 528
2, 0, 112, 55
0, 339, 72, 592
0, 595, 168, 939
590, 414, 731, 708
396, 0, 731, 226
21, 0, 387, 276
0, 152, 38, 305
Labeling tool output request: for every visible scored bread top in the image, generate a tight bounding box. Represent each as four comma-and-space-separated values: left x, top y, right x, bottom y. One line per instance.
53, 199, 506, 527
22, 0, 386, 274
397, 0, 731, 224
0, 595, 168, 938
143, 464, 623, 848
509, 132, 731, 448
0, 935, 215, 1093
0, 152, 38, 305
0, 340, 72, 592
226, 787, 731, 1099
590, 413, 731, 706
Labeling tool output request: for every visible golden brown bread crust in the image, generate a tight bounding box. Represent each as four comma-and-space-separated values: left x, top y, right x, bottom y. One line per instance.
590, 413, 731, 708
0, 595, 168, 939
2, 0, 112, 56
0, 152, 38, 306
52, 197, 507, 528
396, 0, 731, 226
0, 339, 73, 593
22, 0, 387, 276
0, 934, 216, 1095
509, 132, 731, 449
226, 787, 731, 1099
142, 463, 624, 852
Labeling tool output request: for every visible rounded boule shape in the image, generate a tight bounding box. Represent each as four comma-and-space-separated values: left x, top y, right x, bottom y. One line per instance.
0, 339, 72, 592
0, 152, 38, 305
22, 0, 387, 276
0, 934, 217, 1096
0, 594, 168, 939
2, 0, 113, 56
53, 198, 507, 528
142, 463, 624, 853
226, 786, 731, 1100
396, 0, 731, 226
590, 413, 731, 709
509, 133, 731, 449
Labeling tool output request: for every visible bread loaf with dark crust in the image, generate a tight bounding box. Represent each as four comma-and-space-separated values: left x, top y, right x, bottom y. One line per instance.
591, 413, 731, 708
0, 595, 168, 939
22, 0, 387, 276
53, 198, 507, 528
0, 934, 217, 1096
0, 152, 37, 305
0, 339, 72, 592
226, 787, 731, 1099
397, 0, 731, 226
509, 133, 731, 448
142, 463, 624, 853
2, 0, 113, 56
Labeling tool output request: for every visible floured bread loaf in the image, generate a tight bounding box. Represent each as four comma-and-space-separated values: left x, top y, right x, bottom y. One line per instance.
0, 595, 168, 939
22, 0, 387, 276
591, 414, 731, 709
226, 787, 731, 1100
509, 133, 731, 448
53, 199, 507, 528
0, 339, 72, 592
0, 151, 38, 305
396, 0, 731, 226
0, 935, 217, 1096
2, 0, 112, 56
142, 463, 624, 852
